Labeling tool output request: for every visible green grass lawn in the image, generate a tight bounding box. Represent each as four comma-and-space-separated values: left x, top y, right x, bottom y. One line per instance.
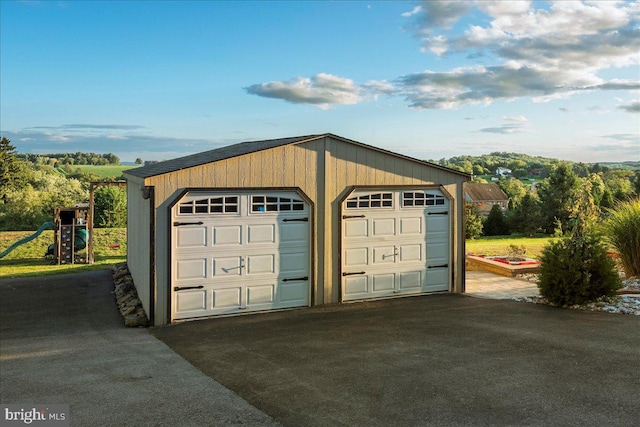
466, 235, 559, 259
0, 228, 127, 278
73, 165, 139, 179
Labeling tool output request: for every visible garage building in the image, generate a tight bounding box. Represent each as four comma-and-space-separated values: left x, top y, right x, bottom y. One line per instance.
123, 134, 470, 325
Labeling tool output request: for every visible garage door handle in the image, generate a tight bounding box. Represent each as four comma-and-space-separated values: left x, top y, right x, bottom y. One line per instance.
342, 271, 366, 276
283, 276, 308, 282
282, 218, 308, 222
173, 285, 204, 291
173, 221, 204, 226
428, 264, 448, 269
342, 215, 366, 219
427, 212, 448, 216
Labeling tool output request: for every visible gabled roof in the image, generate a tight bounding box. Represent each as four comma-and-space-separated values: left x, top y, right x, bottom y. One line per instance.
124, 133, 470, 179
464, 182, 509, 202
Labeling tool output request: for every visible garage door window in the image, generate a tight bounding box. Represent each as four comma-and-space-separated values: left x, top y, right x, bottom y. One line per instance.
346, 192, 393, 209
403, 192, 445, 207
178, 196, 238, 214
251, 195, 305, 212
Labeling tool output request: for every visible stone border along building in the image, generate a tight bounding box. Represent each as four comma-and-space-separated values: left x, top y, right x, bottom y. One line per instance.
123, 134, 470, 326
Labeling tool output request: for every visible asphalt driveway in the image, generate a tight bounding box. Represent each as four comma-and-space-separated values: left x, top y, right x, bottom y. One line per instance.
153, 295, 640, 427
0, 270, 277, 426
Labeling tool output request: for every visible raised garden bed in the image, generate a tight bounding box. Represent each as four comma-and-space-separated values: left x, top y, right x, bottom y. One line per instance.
466, 254, 541, 277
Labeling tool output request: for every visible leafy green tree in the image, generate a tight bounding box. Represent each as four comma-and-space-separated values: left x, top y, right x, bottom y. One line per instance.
537, 163, 581, 234
603, 169, 634, 200
634, 171, 640, 196
497, 178, 527, 208
0, 137, 27, 201
0, 167, 87, 230
94, 186, 127, 228
508, 193, 542, 237
135, 158, 143, 165
483, 204, 510, 236
465, 203, 483, 240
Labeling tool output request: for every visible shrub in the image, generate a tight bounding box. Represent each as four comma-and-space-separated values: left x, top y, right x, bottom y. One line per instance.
603, 198, 640, 277
538, 228, 621, 306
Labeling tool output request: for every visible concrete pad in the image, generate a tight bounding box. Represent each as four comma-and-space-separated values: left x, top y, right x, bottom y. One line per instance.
153, 295, 640, 427
465, 270, 539, 299
0, 270, 278, 427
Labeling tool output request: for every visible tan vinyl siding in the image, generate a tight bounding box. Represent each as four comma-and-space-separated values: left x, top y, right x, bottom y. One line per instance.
126, 179, 152, 317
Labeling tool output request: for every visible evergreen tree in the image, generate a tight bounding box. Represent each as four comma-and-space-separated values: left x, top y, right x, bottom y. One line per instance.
0, 137, 27, 202
537, 163, 580, 235
508, 193, 542, 237
483, 204, 510, 236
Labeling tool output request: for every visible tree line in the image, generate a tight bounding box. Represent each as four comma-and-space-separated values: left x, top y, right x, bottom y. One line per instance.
432, 151, 639, 182
17, 152, 120, 166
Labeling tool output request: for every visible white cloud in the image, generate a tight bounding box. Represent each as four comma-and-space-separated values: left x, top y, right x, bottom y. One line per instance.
477, 115, 531, 135
396, 0, 640, 109
503, 115, 528, 122
247, 1, 639, 111
401, 5, 422, 18
618, 100, 640, 113
415, 0, 471, 30
245, 73, 362, 109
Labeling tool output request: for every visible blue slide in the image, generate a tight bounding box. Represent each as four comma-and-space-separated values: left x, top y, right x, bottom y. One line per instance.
0, 222, 54, 259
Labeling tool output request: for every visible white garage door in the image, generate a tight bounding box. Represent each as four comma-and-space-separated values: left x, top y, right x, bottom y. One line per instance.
341, 189, 450, 302
171, 191, 310, 320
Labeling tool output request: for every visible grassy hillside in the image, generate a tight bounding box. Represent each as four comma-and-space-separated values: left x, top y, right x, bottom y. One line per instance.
72, 164, 139, 179
0, 228, 126, 278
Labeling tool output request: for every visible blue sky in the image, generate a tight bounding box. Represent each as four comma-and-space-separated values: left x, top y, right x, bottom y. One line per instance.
1, 0, 639, 163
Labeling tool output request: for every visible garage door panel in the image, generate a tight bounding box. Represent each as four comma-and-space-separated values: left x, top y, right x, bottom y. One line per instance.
247, 224, 275, 244
373, 246, 396, 264
279, 281, 309, 303
425, 268, 449, 292
176, 227, 207, 248
175, 290, 207, 313
344, 247, 368, 267
399, 271, 422, 290
372, 274, 394, 292
176, 258, 207, 280
213, 225, 242, 246
247, 285, 274, 305
399, 217, 422, 235
212, 288, 242, 309
399, 244, 422, 262
372, 218, 395, 236
427, 242, 449, 261
280, 250, 309, 274
213, 256, 242, 276
280, 222, 309, 243
344, 276, 368, 296
344, 219, 368, 238
246, 254, 275, 275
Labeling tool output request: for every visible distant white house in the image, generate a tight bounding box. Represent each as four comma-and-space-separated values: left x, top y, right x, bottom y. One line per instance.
495, 167, 512, 177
